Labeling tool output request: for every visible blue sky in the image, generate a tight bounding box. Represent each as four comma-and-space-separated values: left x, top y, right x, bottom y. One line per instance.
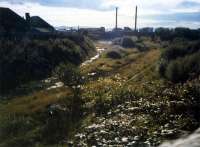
0, 0, 200, 28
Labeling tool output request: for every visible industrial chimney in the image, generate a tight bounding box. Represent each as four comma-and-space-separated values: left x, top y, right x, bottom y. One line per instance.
25, 13, 31, 28
25, 13, 30, 22
115, 7, 118, 30
25, 13, 31, 30
134, 6, 138, 32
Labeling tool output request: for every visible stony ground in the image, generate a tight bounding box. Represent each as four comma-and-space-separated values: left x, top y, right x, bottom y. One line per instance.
71, 41, 196, 147
73, 98, 182, 147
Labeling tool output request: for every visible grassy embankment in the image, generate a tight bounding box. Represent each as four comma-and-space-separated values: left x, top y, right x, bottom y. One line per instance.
0, 35, 95, 147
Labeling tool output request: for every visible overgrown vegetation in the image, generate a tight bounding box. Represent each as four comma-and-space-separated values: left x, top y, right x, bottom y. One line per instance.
0, 64, 85, 147
1, 30, 200, 146
0, 35, 95, 146
155, 27, 200, 41
0, 35, 95, 94
113, 36, 149, 51
104, 50, 122, 59
158, 39, 200, 82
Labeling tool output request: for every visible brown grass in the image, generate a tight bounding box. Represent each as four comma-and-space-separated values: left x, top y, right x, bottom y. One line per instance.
0, 87, 71, 116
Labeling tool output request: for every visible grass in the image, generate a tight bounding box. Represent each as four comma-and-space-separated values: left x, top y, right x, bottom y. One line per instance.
78, 40, 164, 118
74, 40, 200, 145
2, 38, 199, 146
0, 86, 79, 147
0, 87, 71, 116
82, 44, 161, 98
0, 39, 163, 146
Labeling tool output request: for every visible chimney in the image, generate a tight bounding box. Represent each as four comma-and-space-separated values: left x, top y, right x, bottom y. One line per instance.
25, 13, 30, 24
134, 6, 138, 32
115, 7, 118, 30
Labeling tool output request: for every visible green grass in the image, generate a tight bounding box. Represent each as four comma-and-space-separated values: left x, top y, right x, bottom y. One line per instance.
0, 87, 71, 116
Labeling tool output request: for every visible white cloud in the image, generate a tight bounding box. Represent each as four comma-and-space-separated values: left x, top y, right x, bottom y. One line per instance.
0, 0, 199, 28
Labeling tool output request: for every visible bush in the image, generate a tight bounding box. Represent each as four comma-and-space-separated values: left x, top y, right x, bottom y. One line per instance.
0, 36, 95, 93
40, 64, 84, 144
165, 52, 200, 82
161, 45, 187, 61
105, 50, 122, 59
55, 63, 83, 87
136, 42, 148, 51
165, 59, 184, 82
55, 63, 84, 117
0, 116, 37, 147
112, 37, 149, 51
121, 37, 136, 48
158, 59, 168, 77
159, 40, 200, 82
155, 27, 200, 41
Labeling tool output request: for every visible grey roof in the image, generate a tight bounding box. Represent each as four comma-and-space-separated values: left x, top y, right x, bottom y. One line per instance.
30, 16, 55, 32
0, 7, 29, 33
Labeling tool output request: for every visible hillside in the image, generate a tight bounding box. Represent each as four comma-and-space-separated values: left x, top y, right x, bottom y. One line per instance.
0, 35, 96, 94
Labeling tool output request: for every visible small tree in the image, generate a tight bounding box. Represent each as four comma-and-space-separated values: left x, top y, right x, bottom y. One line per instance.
55, 63, 84, 117
42, 63, 84, 145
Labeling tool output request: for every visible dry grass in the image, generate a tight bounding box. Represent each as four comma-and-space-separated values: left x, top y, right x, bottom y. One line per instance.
0, 40, 161, 117
0, 87, 71, 116
119, 49, 160, 78
81, 41, 162, 108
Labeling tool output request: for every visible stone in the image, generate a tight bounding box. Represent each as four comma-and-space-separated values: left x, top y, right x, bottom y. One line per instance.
127, 141, 136, 146
160, 128, 200, 147
121, 137, 128, 143
134, 136, 140, 141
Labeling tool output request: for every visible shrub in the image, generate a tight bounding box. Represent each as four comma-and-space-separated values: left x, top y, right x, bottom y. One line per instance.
0, 116, 37, 147
0, 36, 95, 93
161, 43, 187, 61
165, 52, 200, 82
158, 59, 168, 77
40, 64, 85, 144
159, 40, 200, 82
165, 59, 184, 82
55, 63, 83, 87
136, 42, 148, 51
121, 37, 136, 48
105, 50, 122, 59
55, 63, 84, 116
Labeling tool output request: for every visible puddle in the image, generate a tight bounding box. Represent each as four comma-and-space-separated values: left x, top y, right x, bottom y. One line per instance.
81, 47, 105, 66
47, 82, 64, 90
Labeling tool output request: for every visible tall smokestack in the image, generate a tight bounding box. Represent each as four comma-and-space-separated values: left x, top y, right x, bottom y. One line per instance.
115, 7, 118, 30
134, 6, 138, 32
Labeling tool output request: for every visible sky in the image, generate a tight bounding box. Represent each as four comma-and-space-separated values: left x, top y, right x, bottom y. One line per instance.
0, 0, 200, 29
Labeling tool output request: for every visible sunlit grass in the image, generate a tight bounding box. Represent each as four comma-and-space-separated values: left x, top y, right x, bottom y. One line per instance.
0, 87, 71, 116
2, 39, 182, 146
